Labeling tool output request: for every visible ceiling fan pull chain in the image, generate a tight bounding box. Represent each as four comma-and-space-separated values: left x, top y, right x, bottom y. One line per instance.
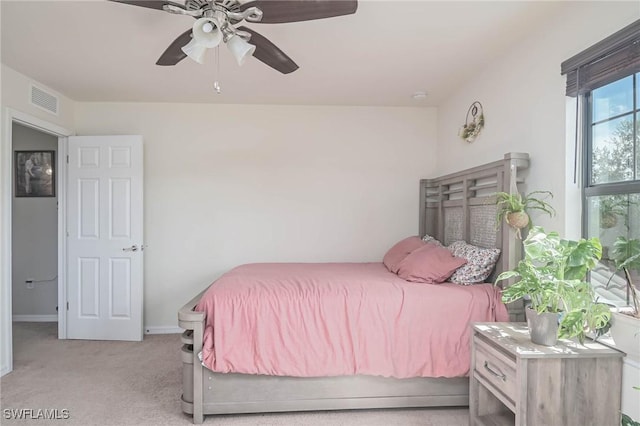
213, 46, 222, 94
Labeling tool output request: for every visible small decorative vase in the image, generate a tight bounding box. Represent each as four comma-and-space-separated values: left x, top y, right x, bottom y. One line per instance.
526, 307, 559, 346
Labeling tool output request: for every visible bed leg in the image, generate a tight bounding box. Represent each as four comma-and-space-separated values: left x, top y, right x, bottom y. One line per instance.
179, 291, 209, 424
192, 362, 204, 424
192, 321, 204, 424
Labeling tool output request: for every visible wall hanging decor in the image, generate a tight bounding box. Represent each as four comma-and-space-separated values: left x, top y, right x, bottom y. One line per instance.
14, 150, 55, 197
458, 101, 485, 143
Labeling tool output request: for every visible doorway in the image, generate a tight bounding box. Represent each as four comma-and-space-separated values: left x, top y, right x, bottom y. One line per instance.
11, 123, 59, 327
1, 111, 142, 376
1, 110, 72, 376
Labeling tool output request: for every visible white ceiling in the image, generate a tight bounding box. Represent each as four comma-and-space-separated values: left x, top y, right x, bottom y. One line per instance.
1, 0, 565, 107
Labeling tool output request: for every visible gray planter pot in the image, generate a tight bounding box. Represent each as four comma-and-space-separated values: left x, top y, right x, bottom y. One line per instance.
525, 307, 559, 346
610, 311, 640, 359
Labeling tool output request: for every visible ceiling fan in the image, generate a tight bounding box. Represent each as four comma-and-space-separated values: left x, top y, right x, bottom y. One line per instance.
110, 0, 358, 74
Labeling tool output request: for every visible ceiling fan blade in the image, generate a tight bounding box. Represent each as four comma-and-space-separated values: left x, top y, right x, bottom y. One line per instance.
239, 26, 299, 74
239, 0, 357, 24
156, 29, 192, 66
109, 0, 186, 12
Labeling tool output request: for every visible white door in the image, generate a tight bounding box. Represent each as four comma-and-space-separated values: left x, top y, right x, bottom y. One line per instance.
66, 135, 143, 341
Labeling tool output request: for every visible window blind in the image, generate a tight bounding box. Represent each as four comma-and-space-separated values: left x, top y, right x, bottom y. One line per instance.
561, 19, 640, 97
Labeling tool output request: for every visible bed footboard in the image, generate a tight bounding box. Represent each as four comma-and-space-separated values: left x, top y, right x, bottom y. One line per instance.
178, 289, 207, 424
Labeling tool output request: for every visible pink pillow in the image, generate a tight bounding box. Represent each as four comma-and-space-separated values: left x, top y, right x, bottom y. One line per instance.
397, 243, 467, 284
383, 236, 425, 273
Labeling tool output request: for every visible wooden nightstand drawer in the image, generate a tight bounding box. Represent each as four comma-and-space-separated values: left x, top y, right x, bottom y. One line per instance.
474, 337, 516, 402
470, 323, 623, 426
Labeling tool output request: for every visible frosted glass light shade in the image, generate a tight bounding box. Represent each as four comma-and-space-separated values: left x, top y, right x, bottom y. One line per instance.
181, 39, 209, 64
181, 18, 222, 64
226, 35, 256, 66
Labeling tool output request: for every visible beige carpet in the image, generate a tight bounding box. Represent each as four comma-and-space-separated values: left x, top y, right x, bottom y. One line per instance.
1, 323, 468, 425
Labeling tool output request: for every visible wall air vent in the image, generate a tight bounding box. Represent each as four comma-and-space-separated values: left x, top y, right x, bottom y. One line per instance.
30, 84, 59, 115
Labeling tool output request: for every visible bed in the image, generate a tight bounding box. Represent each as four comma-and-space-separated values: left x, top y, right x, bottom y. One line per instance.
178, 152, 530, 423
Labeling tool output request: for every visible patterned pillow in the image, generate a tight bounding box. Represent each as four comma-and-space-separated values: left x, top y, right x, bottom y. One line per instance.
421, 234, 443, 246
447, 241, 501, 285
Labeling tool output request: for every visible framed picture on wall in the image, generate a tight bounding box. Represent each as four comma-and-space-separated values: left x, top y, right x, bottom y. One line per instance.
14, 151, 55, 197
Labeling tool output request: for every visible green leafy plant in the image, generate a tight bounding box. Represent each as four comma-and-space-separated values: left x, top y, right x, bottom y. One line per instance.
622, 413, 640, 426
599, 196, 635, 229
495, 227, 611, 343
495, 191, 556, 236
608, 236, 640, 317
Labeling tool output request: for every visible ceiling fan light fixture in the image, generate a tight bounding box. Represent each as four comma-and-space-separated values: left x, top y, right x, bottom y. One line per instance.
181, 17, 223, 63
226, 34, 256, 66
110, 0, 359, 72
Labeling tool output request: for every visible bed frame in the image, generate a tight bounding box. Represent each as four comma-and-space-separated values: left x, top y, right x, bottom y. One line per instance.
178, 152, 530, 423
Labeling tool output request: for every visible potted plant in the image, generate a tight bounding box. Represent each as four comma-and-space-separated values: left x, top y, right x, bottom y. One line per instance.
607, 236, 640, 358
599, 196, 630, 229
495, 227, 611, 345
495, 190, 556, 238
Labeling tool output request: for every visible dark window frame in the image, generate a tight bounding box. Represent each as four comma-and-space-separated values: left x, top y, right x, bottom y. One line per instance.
582, 74, 640, 234
581, 73, 639, 308
583, 75, 640, 192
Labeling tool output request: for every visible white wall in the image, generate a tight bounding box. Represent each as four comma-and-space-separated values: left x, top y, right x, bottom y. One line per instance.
12, 123, 59, 319
435, 2, 639, 235
74, 103, 437, 328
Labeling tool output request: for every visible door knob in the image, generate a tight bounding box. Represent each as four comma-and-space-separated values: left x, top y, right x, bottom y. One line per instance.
122, 245, 138, 252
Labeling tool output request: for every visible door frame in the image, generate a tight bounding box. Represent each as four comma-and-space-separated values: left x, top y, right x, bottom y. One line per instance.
1, 108, 73, 375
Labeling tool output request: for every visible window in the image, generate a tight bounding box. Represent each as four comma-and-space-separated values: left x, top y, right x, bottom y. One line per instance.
589, 74, 638, 185
561, 20, 640, 309
584, 73, 640, 309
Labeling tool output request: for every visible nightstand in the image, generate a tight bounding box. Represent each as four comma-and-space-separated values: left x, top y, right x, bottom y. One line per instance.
470, 322, 623, 426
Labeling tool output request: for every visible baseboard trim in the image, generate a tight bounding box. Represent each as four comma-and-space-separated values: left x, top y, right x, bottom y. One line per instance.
12, 315, 58, 322
11, 320, 180, 333
144, 326, 182, 335
1, 364, 10, 377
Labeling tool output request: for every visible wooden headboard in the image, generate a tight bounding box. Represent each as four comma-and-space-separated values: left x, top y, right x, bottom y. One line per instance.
419, 152, 530, 321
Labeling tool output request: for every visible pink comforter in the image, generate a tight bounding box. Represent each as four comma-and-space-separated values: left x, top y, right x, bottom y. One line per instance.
196, 262, 508, 379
